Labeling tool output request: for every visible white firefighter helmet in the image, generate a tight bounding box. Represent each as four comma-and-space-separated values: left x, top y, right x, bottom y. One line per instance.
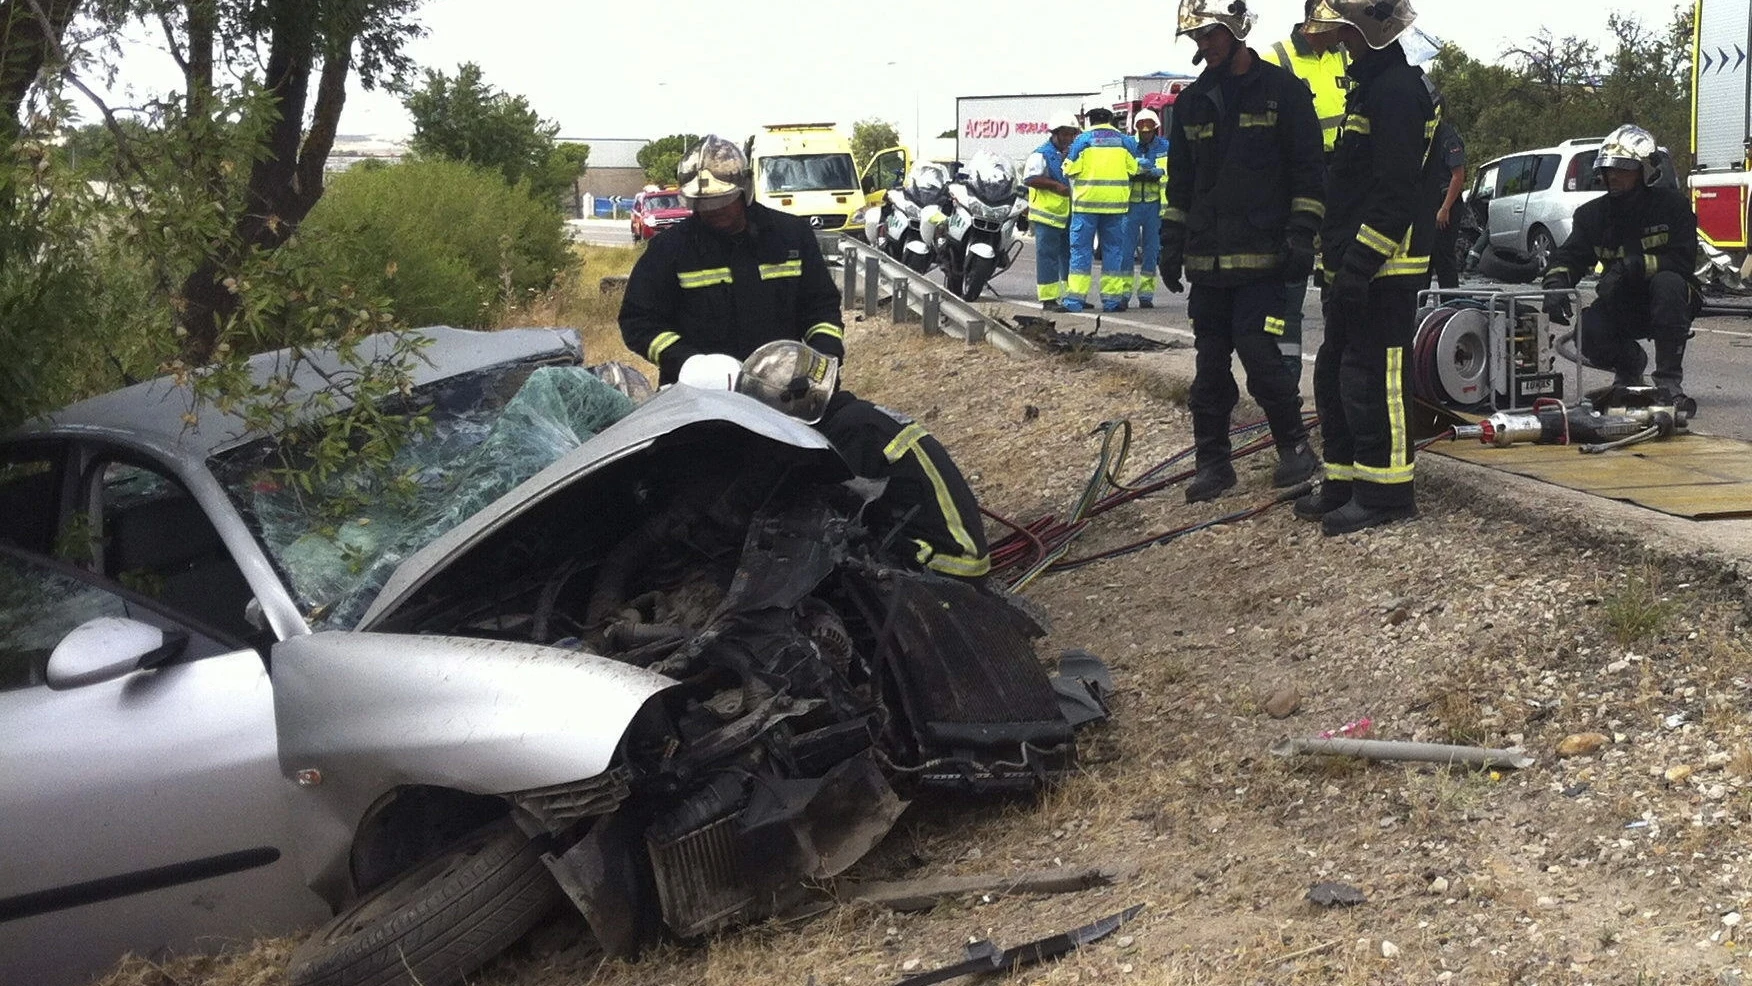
676, 135, 752, 212
1135, 109, 1162, 131
1304, 0, 1417, 50
736, 340, 840, 424
1177, 0, 1257, 40
677, 353, 742, 391
1048, 111, 1081, 134
1596, 124, 1662, 187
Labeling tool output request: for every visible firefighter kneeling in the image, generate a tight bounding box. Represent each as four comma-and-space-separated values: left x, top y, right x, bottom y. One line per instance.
1540, 124, 1703, 417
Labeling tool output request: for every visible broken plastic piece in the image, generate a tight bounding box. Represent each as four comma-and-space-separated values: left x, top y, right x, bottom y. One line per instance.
1269, 737, 1535, 769
893, 903, 1145, 985
1316, 717, 1372, 739
1050, 649, 1113, 728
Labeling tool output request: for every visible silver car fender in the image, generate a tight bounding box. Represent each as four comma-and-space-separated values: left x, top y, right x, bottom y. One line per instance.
271, 631, 675, 900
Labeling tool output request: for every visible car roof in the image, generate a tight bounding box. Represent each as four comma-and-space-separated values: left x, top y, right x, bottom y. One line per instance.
10, 326, 582, 460
1479, 138, 1606, 170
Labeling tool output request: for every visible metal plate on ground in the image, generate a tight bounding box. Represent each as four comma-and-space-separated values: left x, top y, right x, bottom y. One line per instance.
1432, 432, 1752, 519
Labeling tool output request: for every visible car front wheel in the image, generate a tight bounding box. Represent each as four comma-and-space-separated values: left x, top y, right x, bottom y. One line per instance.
287, 818, 561, 986
1527, 226, 1555, 274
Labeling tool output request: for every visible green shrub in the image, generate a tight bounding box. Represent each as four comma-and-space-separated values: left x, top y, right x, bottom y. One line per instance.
298, 158, 573, 328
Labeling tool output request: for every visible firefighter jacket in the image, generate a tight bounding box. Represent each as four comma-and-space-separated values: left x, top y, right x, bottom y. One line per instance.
1131, 133, 1170, 204
1261, 29, 1351, 154
619, 202, 845, 385
1024, 139, 1073, 229
1159, 53, 1326, 288
1542, 186, 1700, 292
1063, 124, 1141, 215
1319, 42, 1438, 289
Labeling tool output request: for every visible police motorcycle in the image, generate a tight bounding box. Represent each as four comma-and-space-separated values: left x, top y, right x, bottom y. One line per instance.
866, 162, 953, 274
942, 152, 1028, 302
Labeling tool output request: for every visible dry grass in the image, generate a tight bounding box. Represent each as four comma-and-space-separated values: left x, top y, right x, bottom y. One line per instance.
495, 242, 655, 379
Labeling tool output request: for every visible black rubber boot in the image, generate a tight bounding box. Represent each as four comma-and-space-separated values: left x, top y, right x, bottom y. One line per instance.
1652, 336, 1692, 415
1321, 500, 1418, 536
1272, 441, 1320, 488
1184, 461, 1237, 503
1292, 479, 1350, 521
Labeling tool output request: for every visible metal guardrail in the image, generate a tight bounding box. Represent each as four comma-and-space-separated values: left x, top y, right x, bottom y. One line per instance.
817, 233, 1034, 357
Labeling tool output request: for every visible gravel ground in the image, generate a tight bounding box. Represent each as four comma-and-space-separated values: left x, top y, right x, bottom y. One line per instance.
96, 311, 1752, 986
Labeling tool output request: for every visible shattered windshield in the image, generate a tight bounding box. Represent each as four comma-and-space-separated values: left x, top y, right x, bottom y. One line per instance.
211, 362, 635, 632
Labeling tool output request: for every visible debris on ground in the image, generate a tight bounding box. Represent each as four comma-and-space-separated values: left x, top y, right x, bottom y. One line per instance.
1004, 313, 1183, 353
890, 903, 1145, 985
841, 864, 1136, 913
1306, 882, 1369, 908
1269, 736, 1537, 769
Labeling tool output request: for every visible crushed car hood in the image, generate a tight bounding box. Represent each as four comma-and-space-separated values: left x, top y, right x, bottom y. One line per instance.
356, 386, 849, 630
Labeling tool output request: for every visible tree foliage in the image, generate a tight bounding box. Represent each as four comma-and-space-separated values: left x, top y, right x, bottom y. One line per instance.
404, 61, 587, 204
637, 132, 699, 187
299, 158, 572, 329
1429, 7, 1693, 179
851, 117, 899, 169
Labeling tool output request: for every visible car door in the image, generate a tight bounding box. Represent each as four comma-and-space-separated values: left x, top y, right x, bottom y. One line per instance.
0, 458, 325, 985
861, 146, 910, 207
1488, 155, 1537, 251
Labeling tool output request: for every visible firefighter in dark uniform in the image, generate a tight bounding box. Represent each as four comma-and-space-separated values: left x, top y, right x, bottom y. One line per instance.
1159, 0, 1324, 503
1540, 124, 1702, 416
1292, 0, 1435, 536
619, 135, 990, 578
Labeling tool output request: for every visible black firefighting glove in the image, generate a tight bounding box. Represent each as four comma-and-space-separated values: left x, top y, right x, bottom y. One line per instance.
1621, 250, 1647, 282
1594, 262, 1626, 306
1541, 279, 1572, 325
1328, 266, 1369, 315
1159, 223, 1186, 294
1283, 229, 1317, 283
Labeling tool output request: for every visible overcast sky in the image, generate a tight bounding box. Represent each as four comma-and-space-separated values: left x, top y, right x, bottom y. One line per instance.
98, 0, 1694, 147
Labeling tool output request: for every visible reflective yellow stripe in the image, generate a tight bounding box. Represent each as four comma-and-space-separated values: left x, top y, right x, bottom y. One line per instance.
926, 551, 992, 578
913, 539, 933, 563
1354, 462, 1415, 482
1377, 256, 1430, 277
1324, 462, 1357, 481
1163, 206, 1188, 224
1317, 113, 1346, 130
1643, 232, 1669, 249
1185, 124, 1214, 139
1264, 316, 1285, 336
1075, 178, 1132, 186
1099, 273, 1132, 296
759, 260, 803, 280
1356, 224, 1398, 257
1038, 281, 1064, 301
1545, 266, 1572, 279
647, 331, 682, 364
1646, 254, 1660, 273
677, 267, 733, 288
806, 323, 844, 343
1342, 114, 1370, 136
1185, 253, 1282, 271
883, 423, 930, 462
1068, 272, 1093, 294
1239, 112, 1278, 128
1291, 197, 1325, 219
1385, 345, 1409, 478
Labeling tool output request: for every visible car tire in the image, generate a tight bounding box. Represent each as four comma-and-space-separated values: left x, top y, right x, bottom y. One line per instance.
1476, 245, 1541, 285
286, 818, 561, 986
1527, 226, 1555, 274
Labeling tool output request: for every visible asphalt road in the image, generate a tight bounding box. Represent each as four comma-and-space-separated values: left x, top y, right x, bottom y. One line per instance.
971, 241, 1752, 441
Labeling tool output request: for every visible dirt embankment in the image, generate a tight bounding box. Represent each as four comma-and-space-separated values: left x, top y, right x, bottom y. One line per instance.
101, 311, 1752, 986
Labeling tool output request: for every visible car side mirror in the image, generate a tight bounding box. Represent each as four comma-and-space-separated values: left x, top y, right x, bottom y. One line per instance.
46, 616, 188, 690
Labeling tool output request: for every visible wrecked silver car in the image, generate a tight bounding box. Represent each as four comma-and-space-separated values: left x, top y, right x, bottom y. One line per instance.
0, 327, 1095, 986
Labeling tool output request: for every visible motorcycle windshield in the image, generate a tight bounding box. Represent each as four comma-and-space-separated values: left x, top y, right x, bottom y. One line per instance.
904, 163, 950, 205
962, 154, 1016, 205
